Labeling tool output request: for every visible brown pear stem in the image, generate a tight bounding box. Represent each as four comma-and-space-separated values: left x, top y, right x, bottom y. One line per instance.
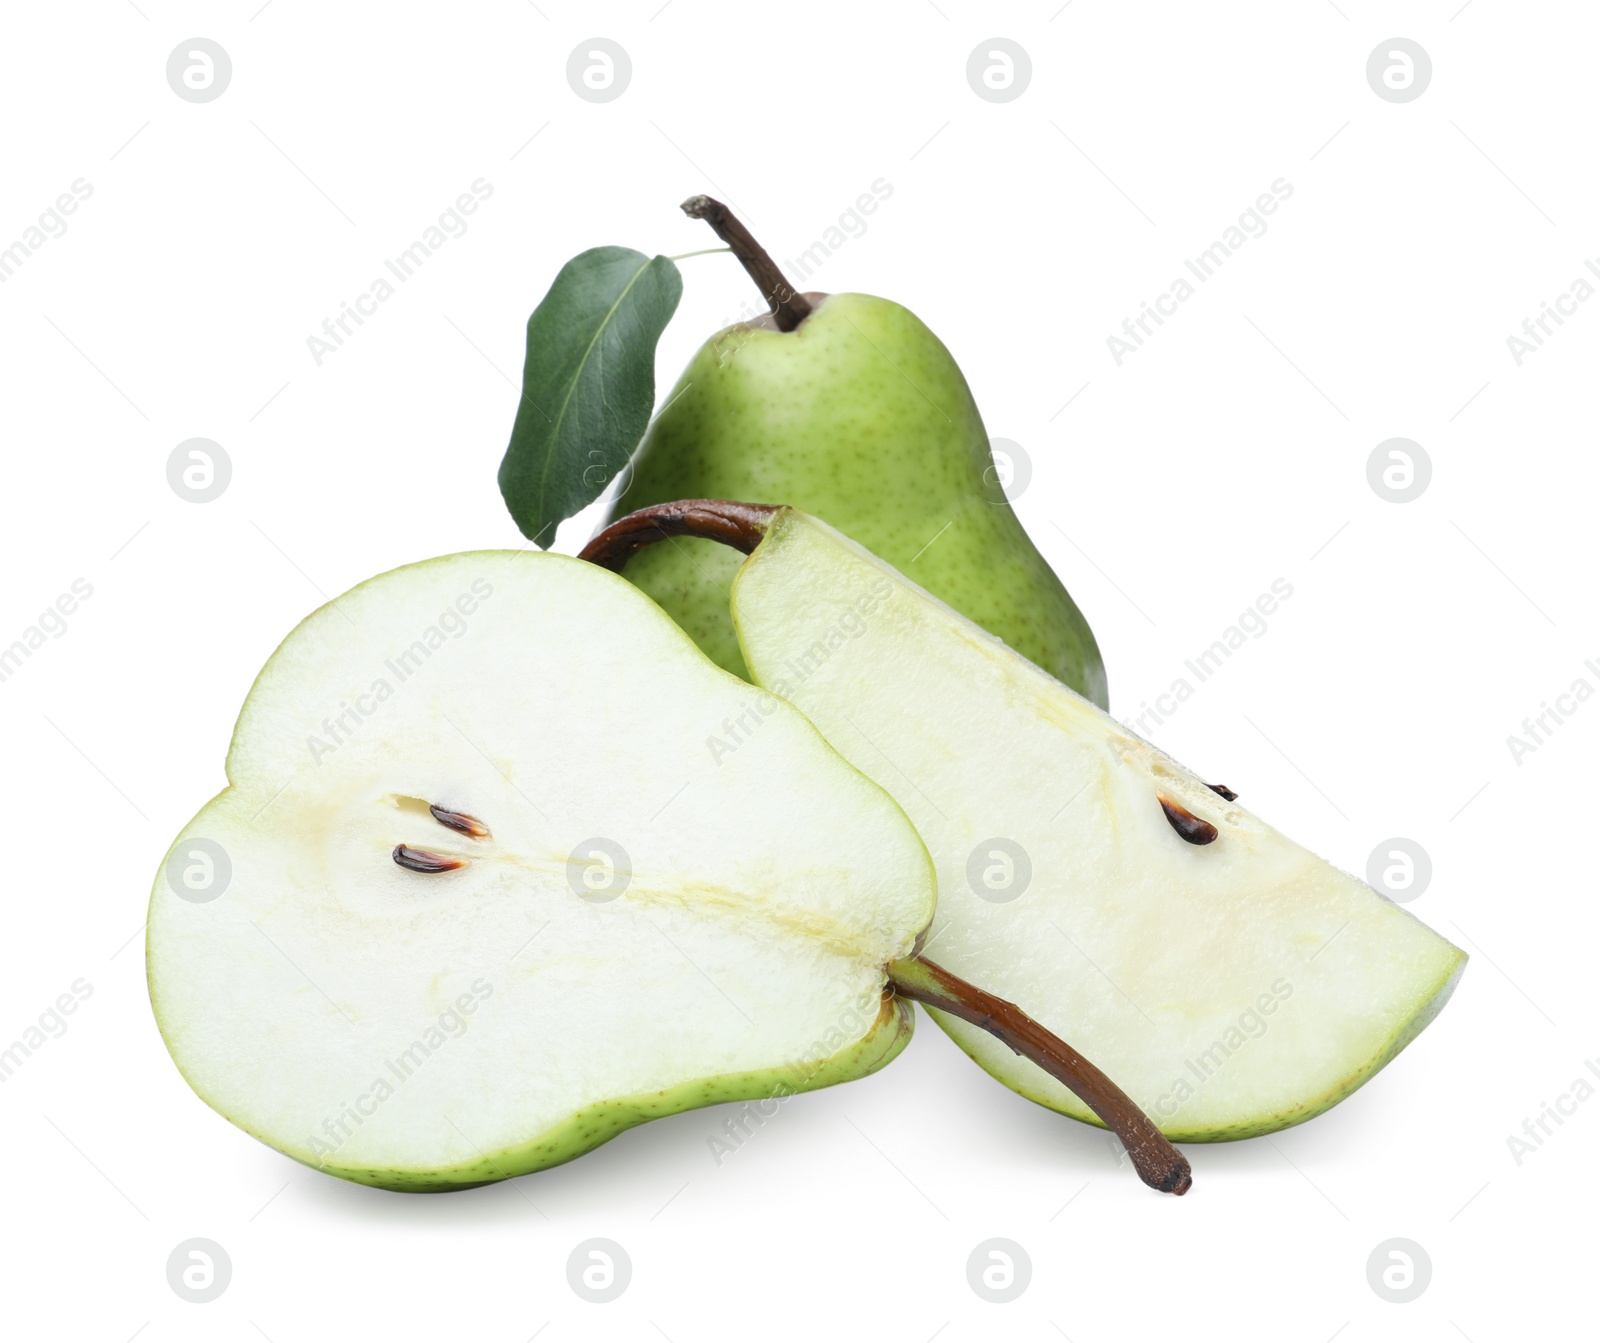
580, 499, 780, 573
584, 501, 1189, 1194
680, 196, 812, 332
887, 955, 1191, 1196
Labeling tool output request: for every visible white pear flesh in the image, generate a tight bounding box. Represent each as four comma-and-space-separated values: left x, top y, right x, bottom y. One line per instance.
148, 551, 934, 1189
730, 511, 1465, 1141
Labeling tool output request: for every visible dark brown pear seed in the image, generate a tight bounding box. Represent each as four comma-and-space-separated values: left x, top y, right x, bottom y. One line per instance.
429, 805, 490, 839
393, 845, 467, 873
1207, 783, 1238, 801
1158, 796, 1219, 845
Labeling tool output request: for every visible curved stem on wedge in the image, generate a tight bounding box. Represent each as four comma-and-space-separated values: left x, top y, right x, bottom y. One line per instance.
680, 195, 813, 332
582, 501, 1191, 1195
888, 956, 1192, 1196
579, 498, 781, 573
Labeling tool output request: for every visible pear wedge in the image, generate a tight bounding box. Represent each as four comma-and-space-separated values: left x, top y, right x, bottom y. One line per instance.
583, 502, 1466, 1142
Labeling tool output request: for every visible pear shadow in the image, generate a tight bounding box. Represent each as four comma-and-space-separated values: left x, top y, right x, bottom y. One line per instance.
931, 1079, 1362, 1202
282, 1017, 1396, 1220
292, 1163, 545, 1227
894, 1012, 1394, 1190
289, 1094, 778, 1226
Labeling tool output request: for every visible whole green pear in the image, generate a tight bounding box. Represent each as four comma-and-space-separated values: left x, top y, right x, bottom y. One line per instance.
604, 291, 1108, 705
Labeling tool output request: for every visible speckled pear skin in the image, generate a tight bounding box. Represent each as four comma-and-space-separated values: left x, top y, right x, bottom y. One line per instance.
182, 994, 914, 1193
604, 293, 1108, 706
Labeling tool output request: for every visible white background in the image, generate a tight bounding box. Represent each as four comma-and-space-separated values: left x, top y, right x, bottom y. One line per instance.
0, 2, 1590, 1339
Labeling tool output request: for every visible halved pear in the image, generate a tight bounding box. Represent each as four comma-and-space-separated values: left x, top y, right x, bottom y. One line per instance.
583, 503, 1466, 1142
149, 548, 1190, 1192
148, 551, 935, 1190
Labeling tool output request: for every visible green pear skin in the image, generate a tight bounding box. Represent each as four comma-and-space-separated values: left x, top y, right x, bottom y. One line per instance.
606, 293, 1108, 705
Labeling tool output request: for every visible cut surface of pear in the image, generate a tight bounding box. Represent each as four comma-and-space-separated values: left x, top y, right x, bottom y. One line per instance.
727, 511, 1464, 1140
606, 289, 1107, 704
148, 551, 934, 1190
584, 503, 1465, 1143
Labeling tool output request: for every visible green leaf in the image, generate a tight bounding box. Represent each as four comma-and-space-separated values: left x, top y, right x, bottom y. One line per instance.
499, 247, 683, 547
